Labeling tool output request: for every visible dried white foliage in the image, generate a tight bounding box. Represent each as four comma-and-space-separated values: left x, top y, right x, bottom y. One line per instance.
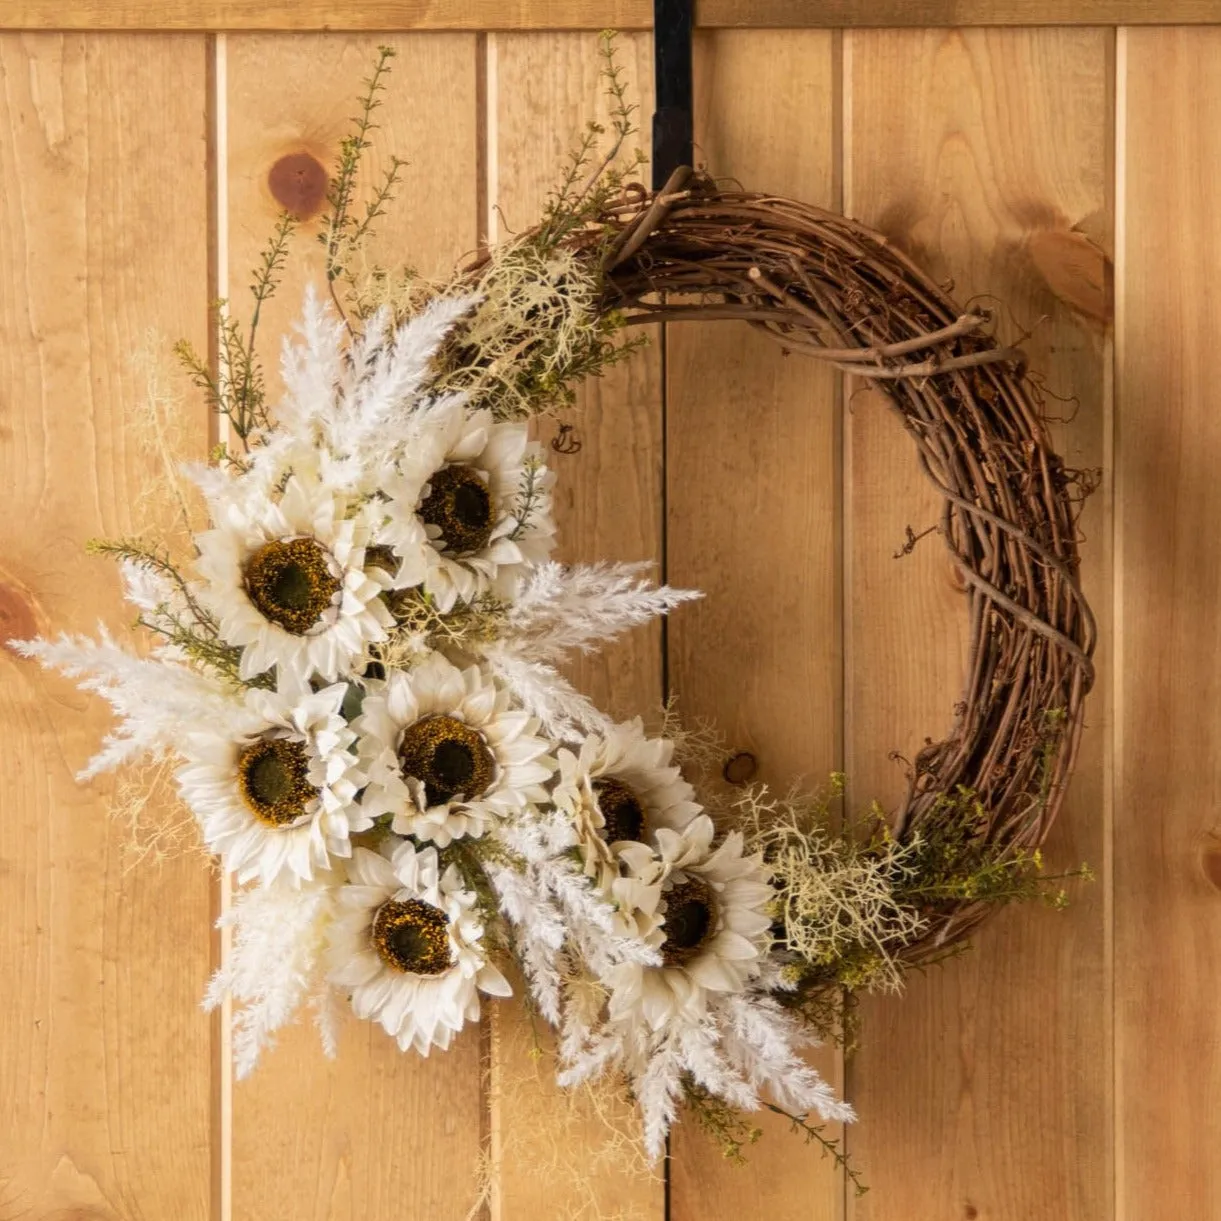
274, 286, 478, 490
203, 880, 335, 1077
504, 561, 701, 661
11, 628, 236, 779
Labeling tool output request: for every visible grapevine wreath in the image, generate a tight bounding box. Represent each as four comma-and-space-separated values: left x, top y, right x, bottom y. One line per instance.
15, 42, 1094, 1181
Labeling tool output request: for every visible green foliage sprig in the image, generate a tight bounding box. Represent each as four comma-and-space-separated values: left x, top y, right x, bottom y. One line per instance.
763, 1103, 868, 1198
681, 1084, 868, 1197
891, 785, 1093, 911
534, 30, 646, 251
320, 44, 408, 326
174, 212, 296, 465
508, 455, 549, 541
683, 1080, 763, 1164
86, 538, 269, 687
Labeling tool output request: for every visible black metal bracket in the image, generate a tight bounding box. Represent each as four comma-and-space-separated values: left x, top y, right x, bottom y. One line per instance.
652, 0, 693, 190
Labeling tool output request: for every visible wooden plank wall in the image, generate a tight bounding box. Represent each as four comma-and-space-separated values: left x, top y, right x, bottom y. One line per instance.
1, 20, 1217, 1221
0, 33, 214, 1221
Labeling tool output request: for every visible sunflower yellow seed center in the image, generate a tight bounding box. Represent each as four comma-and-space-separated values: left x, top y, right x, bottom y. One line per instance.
661, 877, 716, 966
419, 464, 494, 556
592, 776, 646, 844
398, 714, 495, 807
372, 898, 453, 975
237, 737, 317, 827
244, 537, 341, 635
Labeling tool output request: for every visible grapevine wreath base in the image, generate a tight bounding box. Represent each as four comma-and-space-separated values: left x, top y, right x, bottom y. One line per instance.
586, 166, 1098, 958
16, 46, 1097, 1185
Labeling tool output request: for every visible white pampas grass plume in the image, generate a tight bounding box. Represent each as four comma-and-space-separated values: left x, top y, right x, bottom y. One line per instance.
481, 645, 611, 740
274, 284, 479, 490
504, 561, 700, 662
11, 627, 236, 779
119, 557, 183, 615
203, 881, 334, 1078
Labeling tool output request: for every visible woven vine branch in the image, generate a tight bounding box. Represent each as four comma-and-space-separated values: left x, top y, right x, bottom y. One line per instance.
570, 166, 1097, 958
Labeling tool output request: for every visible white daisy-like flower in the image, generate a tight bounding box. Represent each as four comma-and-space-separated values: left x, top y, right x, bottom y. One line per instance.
194, 468, 394, 686
326, 840, 512, 1054
379, 402, 555, 612
355, 652, 555, 847
604, 815, 775, 1030
552, 718, 702, 894
176, 683, 369, 886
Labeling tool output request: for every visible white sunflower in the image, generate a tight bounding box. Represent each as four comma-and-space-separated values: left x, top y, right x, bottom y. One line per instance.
175, 683, 369, 886
355, 651, 555, 847
194, 468, 394, 686
603, 815, 775, 1030
552, 718, 702, 895
378, 402, 555, 612
326, 840, 511, 1054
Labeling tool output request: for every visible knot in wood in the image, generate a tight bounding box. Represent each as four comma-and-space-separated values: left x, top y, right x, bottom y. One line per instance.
268, 151, 328, 219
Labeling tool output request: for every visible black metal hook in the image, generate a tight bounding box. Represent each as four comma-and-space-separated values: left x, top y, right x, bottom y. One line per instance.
652, 0, 693, 189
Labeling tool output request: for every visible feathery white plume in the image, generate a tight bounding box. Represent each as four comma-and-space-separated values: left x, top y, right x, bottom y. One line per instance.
11, 627, 236, 778
119, 558, 183, 615
481, 645, 611, 740
203, 880, 335, 1078
504, 561, 701, 662
276, 285, 478, 489
486, 862, 567, 1025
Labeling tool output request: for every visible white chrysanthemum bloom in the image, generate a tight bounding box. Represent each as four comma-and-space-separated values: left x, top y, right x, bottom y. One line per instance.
552, 718, 702, 894
176, 683, 369, 886
604, 815, 775, 1030
355, 651, 555, 847
193, 468, 394, 685
326, 841, 511, 1054
379, 402, 555, 612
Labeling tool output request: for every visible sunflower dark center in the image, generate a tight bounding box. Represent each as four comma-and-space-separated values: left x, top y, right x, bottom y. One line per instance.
398, 714, 495, 807
244, 537, 340, 635
661, 877, 716, 966
237, 737, 316, 827
372, 898, 453, 975
592, 777, 646, 844
419, 465, 494, 556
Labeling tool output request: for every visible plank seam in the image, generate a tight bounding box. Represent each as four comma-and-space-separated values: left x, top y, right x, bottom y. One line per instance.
211, 31, 234, 1221
830, 25, 851, 1221
483, 33, 504, 1221
1111, 24, 1127, 1221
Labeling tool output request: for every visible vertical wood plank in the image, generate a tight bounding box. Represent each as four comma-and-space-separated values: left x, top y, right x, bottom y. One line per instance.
1117, 26, 1221, 1221
665, 28, 843, 1221
843, 28, 1111, 1221
0, 32, 213, 1221
488, 30, 666, 1221
224, 33, 486, 1221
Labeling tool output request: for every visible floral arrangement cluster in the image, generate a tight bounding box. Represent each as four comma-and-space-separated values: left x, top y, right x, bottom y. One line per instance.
15, 43, 1086, 1178
19, 269, 857, 1154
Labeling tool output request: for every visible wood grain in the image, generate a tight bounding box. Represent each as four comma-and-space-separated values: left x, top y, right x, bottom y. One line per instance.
224, 33, 487, 1221
7, 0, 1221, 31
488, 30, 665, 1221
1116, 26, 1221, 1221
842, 28, 1111, 1221
664, 28, 845, 1221
0, 32, 213, 1221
